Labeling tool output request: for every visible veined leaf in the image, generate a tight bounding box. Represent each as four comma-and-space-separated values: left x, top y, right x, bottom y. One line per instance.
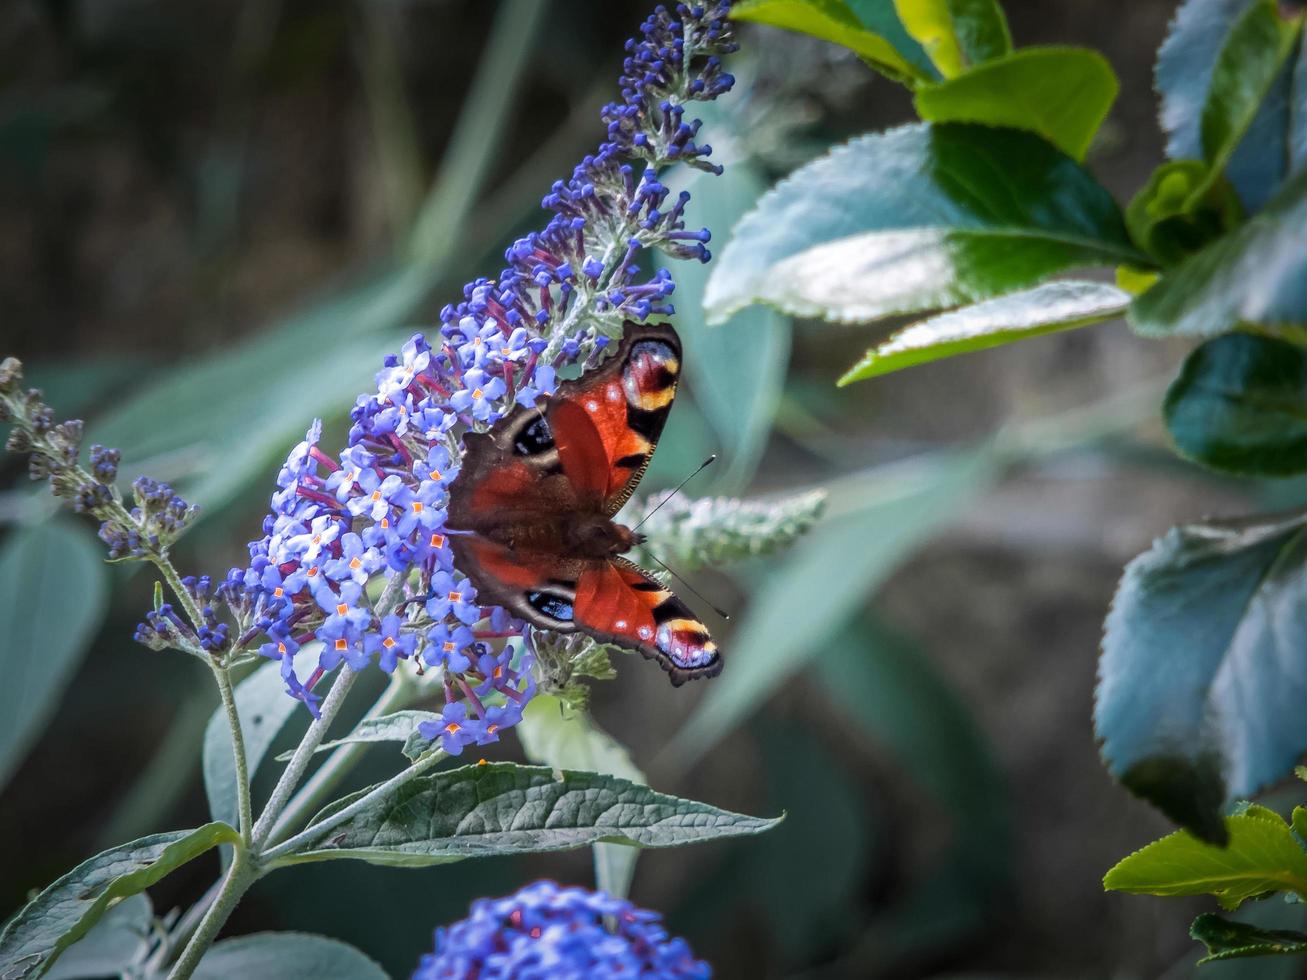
0, 824, 239, 979
1164, 333, 1307, 476
273, 709, 439, 762
893, 0, 1010, 77
1096, 510, 1307, 840
732, 0, 934, 84
839, 280, 1129, 384
914, 47, 1117, 160
704, 123, 1138, 327
517, 696, 646, 899
1104, 805, 1307, 909
1129, 166, 1307, 339
43, 895, 150, 980
1190, 913, 1307, 962
0, 520, 108, 791
285, 763, 779, 868
193, 933, 388, 980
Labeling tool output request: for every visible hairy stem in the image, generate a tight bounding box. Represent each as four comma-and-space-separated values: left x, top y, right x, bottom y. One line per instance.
165, 848, 258, 980
213, 666, 253, 844
249, 666, 358, 848
264, 672, 411, 846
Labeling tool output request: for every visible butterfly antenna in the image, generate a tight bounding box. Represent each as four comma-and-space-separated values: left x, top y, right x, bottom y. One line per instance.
644, 551, 731, 621
631, 455, 717, 532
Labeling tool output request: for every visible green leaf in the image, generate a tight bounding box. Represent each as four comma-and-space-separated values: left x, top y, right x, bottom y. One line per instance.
1164, 333, 1307, 476
286, 762, 780, 867
1125, 160, 1240, 266
704, 123, 1139, 327
274, 709, 438, 762
1096, 510, 1307, 841
193, 933, 388, 980
660, 149, 791, 492
731, 0, 934, 85
43, 894, 150, 980
1195, 1, 1303, 206
893, 0, 1011, 77
1104, 805, 1307, 910
1191, 913, 1307, 962
838, 280, 1129, 384
0, 519, 108, 790
1129, 167, 1307, 339
914, 47, 1117, 160
0, 824, 239, 979
1156, 0, 1300, 214
517, 696, 646, 899
671, 450, 996, 763
204, 651, 316, 834
89, 265, 432, 517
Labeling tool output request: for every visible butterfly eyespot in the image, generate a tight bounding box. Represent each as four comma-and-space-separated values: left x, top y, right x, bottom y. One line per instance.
526, 590, 574, 622
513, 416, 554, 456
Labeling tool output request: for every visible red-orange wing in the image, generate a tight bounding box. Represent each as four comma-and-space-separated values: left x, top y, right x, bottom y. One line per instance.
548, 321, 683, 515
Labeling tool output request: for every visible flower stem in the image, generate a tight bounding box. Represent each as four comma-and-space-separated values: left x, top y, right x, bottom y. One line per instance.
249, 666, 358, 848
263, 671, 410, 846
262, 746, 446, 865
165, 847, 258, 980
214, 666, 253, 845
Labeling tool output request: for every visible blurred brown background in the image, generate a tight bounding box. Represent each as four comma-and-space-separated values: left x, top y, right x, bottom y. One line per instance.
2, 1, 1298, 978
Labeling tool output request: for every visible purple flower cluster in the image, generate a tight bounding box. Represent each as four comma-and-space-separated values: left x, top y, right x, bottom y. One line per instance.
176, 2, 737, 746
413, 880, 710, 979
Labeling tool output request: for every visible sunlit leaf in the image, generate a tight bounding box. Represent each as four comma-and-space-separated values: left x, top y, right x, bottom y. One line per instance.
1104, 805, 1307, 909
1097, 510, 1307, 840
0, 519, 108, 790
704, 123, 1138, 326
893, 0, 1010, 77
1164, 333, 1307, 476
838, 280, 1129, 384
914, 47, 1117, 160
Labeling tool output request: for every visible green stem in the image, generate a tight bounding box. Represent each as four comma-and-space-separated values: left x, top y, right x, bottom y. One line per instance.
249, 666, 359, 847
165, 848, 258, 980
262, 746, 446, 865
264, 672, 410, 846
214, 666, 253, 845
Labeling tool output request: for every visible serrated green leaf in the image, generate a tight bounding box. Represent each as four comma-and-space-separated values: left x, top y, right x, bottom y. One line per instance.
193, 932, 388, 980
1104, 805, 1307, 910
1191, 913, 1307, 962
1096, 510, 1307, 841
894, 0, 1010, 77
517, 696, 646, 899
704, 123, 1139, 328
0, 824, 239, 980
672, 451, 996, 762
1164, 333, 1307, 476
274, 709, 439, 762
914, 47, 1116, 160
0, 519, 108, 791
204, 652, 316, 835
1194, 1, 1303, 207
285, 763, 779, 867
1129, 166, 1307, 339
839, 280, 1129, 384
731, 0, 933, 85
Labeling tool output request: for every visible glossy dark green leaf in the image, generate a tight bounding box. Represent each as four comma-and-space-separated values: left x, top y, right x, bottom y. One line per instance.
672, 451, 996, 762
193, 933, 388, 980
43, 895, 150, 980
1096, 510, 1307, 841
894, 0, 1010, 76
0, 824, 239, 979
517, 696, 645, 899
1129, 167, 1307, 338
1164, 333, 1307, 476
1292, 38, 1307, 168
286, 763, 779, 867
0, 520, 108, 791
1104, 805, 1307, 909
1191, 913, 1307, 962
1195, 1, 1303, 204
914, 47, 1116, 160
704, 123, 1139, 326
732, 0, 934, 84
204, 652, 314, 834
1156, 0, 1300, 214
839, 280, 1129, 384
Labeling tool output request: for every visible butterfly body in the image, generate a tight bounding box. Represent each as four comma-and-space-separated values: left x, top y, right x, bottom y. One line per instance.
447, 321, 720, 685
